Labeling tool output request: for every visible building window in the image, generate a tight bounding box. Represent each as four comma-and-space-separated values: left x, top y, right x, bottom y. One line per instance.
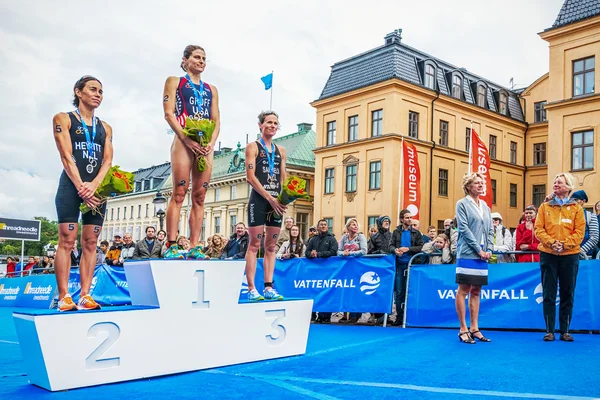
573, 56, 595, 96
534, 143, 546, 165
116, 208, 120, 220
510, 141, 517, 164
489, 135, 497, 160
369, 161, 381, 190
215, 187, 220, 202
438, 169, 448, 196
324, 217, 333, 234
135, 182, 141, 192
367, 216, 378, 231
138, 205, 141, 219
230, 215, 237, 235
214, 216, 221, 234
130, 206, 134, 219
231, 185, 236, 200
452, 75, 462, 99
439, 120, 449, 146
123, 207, 127, 220
437, 220, 445, 234
201, 219, 206, 241
296, 212, 308, 240
532, 185, 546, 207
145, 204, 149, 218
572, 130, 594, 170
477, 85, 486, 108
326, 121, 336, 145
324, 168, 335, 194
408, 111, 419, 138
510, 184, 517, 207
425, 64, 436, 89
348, 115, 358, 141
371, 109, 383, 137
499, 91, 508, 115
534, 101, 547, 122
345, 165, 357, 193
491, 179, 497, 205
465, 127, 471, 152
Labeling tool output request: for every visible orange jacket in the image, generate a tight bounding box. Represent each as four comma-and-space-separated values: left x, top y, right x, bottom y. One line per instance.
534, 198, 585, 256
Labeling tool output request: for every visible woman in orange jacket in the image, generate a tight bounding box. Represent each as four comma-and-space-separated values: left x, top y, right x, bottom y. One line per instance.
534, 173, 585, 342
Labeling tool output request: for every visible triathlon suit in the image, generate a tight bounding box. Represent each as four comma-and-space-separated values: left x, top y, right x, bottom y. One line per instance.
248, 140, 283, 227
174, 76, 213, 127
55, 112, 106, 226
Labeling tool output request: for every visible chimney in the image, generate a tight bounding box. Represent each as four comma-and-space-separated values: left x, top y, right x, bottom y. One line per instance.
384, 29, 402, 45
297, 122, 313, 132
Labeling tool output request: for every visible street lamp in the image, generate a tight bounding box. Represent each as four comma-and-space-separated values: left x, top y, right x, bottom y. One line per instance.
153, 191, 167, 231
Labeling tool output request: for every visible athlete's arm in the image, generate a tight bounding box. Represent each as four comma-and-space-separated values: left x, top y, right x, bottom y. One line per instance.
200, 84, 220, 156
245, 143, 286, 216
53, 112, 85, 189
163, 76, 202, 154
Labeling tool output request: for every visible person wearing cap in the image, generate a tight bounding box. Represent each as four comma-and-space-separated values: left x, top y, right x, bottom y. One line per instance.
490, 212, 514, 263
105, 233, 123, 266
534, 173, 585, 342
306, 226, 317, 245
571, 190, 598, 260
515, 205, 540, 263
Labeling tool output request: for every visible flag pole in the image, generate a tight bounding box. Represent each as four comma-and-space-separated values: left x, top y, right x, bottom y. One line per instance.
468, 121, 473, 174
269, 70, 273, 110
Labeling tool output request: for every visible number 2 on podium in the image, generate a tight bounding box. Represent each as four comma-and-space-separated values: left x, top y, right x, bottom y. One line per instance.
85, 322, 121, 370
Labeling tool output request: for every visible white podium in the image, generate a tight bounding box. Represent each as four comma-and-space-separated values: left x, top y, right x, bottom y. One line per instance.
13, 260, 313, 391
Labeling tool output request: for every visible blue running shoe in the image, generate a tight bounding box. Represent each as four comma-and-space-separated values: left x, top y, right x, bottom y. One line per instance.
248, 289, 264, 302
264, 288, 284, 301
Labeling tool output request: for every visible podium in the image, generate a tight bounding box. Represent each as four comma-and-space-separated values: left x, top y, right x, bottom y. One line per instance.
12, 260, 313, 391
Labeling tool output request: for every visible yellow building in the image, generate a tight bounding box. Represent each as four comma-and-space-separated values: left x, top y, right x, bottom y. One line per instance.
311, 1, 600, 237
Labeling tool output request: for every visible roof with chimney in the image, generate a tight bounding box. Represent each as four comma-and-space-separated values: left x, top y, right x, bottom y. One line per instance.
318, 29, 525, 122
550, 0, 600, 29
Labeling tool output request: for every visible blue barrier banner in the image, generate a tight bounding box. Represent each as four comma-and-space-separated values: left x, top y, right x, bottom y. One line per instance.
0, 275, 57, 308
239, 255, 396, 313
69, 264, 131, 306
406, 259, 600, 330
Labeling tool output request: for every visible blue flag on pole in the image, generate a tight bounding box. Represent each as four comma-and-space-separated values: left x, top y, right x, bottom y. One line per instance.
261, 73, 273, 90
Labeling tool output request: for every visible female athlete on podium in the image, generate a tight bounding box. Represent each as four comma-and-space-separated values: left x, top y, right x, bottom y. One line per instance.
162, 45, 220, 250
52, 76, 113, 311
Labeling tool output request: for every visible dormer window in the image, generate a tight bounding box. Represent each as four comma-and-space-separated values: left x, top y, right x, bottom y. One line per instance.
499, 91, 508, 115
452, 75, 462, 99
477, 84, 486, 108
424, 64, 436, 90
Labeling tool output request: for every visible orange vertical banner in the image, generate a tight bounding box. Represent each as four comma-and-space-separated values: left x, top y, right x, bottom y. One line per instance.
471, 129, 493, 207
402, 141, 421, 220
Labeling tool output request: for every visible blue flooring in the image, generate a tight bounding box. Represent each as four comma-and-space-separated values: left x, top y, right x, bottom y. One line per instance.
0, 307, 598, 399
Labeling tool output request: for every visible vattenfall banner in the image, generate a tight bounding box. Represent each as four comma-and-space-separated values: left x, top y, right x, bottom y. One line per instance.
0, 217, 41, 241
239, 255, 396, 313
0, 275, 57, 308
406, 260, 600, 330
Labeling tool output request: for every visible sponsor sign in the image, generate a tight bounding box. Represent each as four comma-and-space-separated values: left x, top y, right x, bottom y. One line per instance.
0, 217, 41, 241
0, 275, 57, 308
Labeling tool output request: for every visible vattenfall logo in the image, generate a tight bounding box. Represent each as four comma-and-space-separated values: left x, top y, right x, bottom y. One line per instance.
0, 284, 20, 295
360, 271, 380, 295
24, 282, 53, 295
534, 283, 560, 305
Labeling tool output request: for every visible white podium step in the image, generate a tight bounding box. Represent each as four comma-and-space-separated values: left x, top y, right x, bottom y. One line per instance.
13, 260, 313, 391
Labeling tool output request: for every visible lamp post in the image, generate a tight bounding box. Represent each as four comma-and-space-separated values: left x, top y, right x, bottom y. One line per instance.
153, 192, 167, 232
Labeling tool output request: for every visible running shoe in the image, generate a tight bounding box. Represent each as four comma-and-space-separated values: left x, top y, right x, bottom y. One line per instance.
248, 289, 265, 302
264, 288, 284, 301
77, 294, 101, 311
164, 244, 186, 259
57, 294, 78, 312
187, 246, 207, 259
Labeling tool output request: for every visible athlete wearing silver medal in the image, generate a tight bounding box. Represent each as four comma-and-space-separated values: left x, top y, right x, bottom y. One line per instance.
245, 111, 287, 301
53, 76, 114, 312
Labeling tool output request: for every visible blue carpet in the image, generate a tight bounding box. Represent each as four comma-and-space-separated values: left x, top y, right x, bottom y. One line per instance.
0, 308, 598, 399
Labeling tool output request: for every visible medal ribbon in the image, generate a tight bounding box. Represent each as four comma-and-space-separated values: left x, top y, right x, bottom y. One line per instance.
259, 138, 275, 177
75, 108, 96, 159
185, 74, 204, 118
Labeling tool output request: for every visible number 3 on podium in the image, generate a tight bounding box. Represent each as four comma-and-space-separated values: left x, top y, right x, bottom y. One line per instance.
265, 310, 286, 345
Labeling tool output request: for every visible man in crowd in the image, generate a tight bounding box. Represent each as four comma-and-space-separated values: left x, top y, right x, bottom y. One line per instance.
490, 212, 514, 263
368, 216, 392, 255
105, 233, 123, 266
133, 226, 163, 259
306, 219, 338, 323
276, 217, 294, 251
427, 226, 437, 241
571, 190, 598, 259
70, 239, 81, 267
389, 209, 424, 326
118, 233, 136, 266
412, 219, 430, 243
306, 226, 317, 244
221, 223, 250, 260
96, 240, 109, 265
23, 256, 36, 275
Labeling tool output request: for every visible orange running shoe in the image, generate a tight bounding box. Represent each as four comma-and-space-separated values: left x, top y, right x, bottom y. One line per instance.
77, 294, 101, 311
58, 294, 78, 312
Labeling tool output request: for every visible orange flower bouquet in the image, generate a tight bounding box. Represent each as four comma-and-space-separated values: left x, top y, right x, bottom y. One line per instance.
275, 176, 311, 217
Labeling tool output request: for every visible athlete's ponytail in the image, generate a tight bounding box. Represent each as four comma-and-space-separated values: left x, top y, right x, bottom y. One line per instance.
73, 75, 102, 107
181, 45, 205, 72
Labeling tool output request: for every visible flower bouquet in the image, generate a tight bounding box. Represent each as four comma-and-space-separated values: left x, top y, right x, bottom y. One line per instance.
182, 117, 216, 172
79, 166, 134, 215
274, 176, 311, 218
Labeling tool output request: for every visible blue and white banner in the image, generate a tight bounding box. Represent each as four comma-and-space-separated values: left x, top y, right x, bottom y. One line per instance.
69, 264, 131, 306
406, 259, 600, 330
0, 275, 57, 308
240, 255, 396, 313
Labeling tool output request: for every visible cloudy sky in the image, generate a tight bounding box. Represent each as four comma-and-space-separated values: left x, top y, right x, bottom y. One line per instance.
0, 0, 564, 221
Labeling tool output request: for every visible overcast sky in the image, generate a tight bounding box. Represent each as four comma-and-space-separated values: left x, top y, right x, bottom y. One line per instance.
0, 0, 564, 221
